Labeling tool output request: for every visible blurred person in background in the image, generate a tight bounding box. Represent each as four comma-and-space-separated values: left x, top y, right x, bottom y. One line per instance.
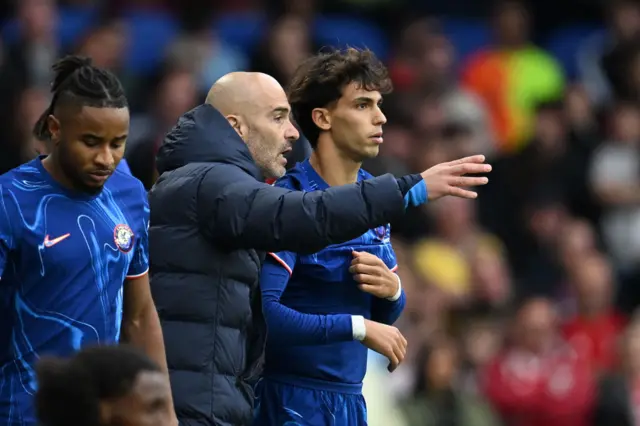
458, 316, 504, 395
126, 66, 198, 189
517, 195, 569, 297
14, 87, 51, 159
578, 0, 640, 107
165, 4, 248, 96
483, 101, 577, 248
35, 345, 173, 426
5, 0, 59, 91
482, 297, 595, 426
412, 197, 505, 306
73, 18, 146, 112
589, 101, 640, 272
250, 14, 315, 87
387, 19, 493, 156
249, 13, 316, 165
401, 338, 500, 426
469, 243, 512, 311
554, 217, 601, 314
593, 313, 640, 426
562, 253, 627, 374
461, 0, 565, 153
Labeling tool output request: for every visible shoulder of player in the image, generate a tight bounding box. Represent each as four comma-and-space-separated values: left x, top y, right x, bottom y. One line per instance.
105, 168, 147, 202
0, 161, 41, 197
108, 167, 145, 191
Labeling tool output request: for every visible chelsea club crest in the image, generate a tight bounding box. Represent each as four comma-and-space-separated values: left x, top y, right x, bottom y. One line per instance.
113, 224, 135, 253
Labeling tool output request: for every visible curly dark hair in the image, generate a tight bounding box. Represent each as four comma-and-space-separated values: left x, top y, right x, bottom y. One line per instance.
287, 47, 393, 148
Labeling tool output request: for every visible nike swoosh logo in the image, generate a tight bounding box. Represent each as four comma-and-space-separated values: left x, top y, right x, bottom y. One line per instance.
43, 233, 71, 248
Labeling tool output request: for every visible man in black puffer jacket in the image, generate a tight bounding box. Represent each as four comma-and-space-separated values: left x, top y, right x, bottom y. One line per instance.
148, 72, 490, 426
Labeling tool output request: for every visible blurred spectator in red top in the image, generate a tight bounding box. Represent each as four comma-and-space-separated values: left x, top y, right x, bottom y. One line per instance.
482, 297, 595, 426
562, 253, 627, 373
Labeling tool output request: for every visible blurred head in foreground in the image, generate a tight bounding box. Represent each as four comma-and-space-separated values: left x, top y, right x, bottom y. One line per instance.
36, 345, 172, 426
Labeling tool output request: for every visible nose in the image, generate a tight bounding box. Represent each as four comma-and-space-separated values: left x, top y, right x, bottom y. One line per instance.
94, 146, 115, 168
374, 107, 387, 126
285, 121, 300, 141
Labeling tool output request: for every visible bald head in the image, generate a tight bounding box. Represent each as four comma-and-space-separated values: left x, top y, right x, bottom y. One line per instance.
204, 71, 299, 180
205, 72, 286, 116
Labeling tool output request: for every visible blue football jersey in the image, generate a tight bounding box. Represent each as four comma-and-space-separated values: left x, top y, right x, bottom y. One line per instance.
0, 156, 149, 425
264, 159, 399, 387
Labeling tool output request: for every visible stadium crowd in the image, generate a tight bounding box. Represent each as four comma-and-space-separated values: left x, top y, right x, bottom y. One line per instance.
2, 0, 640, 425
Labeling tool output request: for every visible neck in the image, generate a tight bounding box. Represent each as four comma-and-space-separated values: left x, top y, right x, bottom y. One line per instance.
309, 137, 361, 186
41, 154, 78, 192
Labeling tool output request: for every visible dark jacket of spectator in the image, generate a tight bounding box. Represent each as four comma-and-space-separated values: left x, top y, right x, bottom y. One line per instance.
593, 373, 635, 426
148, 104, 414, 425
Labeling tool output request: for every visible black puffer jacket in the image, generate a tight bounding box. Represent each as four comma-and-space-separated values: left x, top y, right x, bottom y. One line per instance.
148, 104, 420, 426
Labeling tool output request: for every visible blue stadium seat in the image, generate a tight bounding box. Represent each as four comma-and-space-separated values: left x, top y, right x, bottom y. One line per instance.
214, 12, 267, 52
122, 11, 178, 75
545, 24, 605, 80
439, 18, 491, 64
1, 5, 98, 48
313, 15, 389, 62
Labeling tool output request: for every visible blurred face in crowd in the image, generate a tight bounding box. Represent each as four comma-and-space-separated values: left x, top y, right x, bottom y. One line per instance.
47, 106, 129, 194
570, 254, 613, 316
78, 22, 127, 70
612, 104, 640, 143
534, 108, 566, 155
527, 202, 567, 246
433, 197, 475, 240
19, 0, 56, 41
463, 322, 502, 367
424, 341, 458, 391
18, 88, 50, 155
101, 371, 173, 426
156, 70, 198, 127
494, 1, 530, 47
233, 75, 299, 179
315, 82, 387, 162
268, 15, 311, 80
610, 1, 640, 40
558, 219, 596, 269
515, 298, 556, 353
419, 33, 455, 84
471, 247, 511, 306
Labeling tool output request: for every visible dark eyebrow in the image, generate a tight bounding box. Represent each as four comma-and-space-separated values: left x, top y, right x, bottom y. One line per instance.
353, 96, 382, 104
272, 106, 290, 115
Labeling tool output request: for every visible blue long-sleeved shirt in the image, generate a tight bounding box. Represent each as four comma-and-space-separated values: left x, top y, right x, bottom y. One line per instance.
260, 159, 406, 393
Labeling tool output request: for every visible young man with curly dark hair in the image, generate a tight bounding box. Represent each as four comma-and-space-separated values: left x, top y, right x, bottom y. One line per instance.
254, 48, 490, 426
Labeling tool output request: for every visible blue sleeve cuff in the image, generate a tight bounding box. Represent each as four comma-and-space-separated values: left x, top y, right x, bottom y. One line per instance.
403, 180, 428, 208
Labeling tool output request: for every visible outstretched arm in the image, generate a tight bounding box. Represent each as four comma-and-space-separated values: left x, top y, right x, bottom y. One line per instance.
199, 155, 490, 253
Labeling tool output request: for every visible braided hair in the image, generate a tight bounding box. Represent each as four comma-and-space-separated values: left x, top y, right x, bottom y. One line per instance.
33, 55, 128, 142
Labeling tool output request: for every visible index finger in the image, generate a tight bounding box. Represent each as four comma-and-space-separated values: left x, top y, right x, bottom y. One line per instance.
445, 154, 486, 166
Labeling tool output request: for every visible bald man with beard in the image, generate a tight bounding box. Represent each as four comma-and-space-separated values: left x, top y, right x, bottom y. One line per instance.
148, 71, 491, 426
